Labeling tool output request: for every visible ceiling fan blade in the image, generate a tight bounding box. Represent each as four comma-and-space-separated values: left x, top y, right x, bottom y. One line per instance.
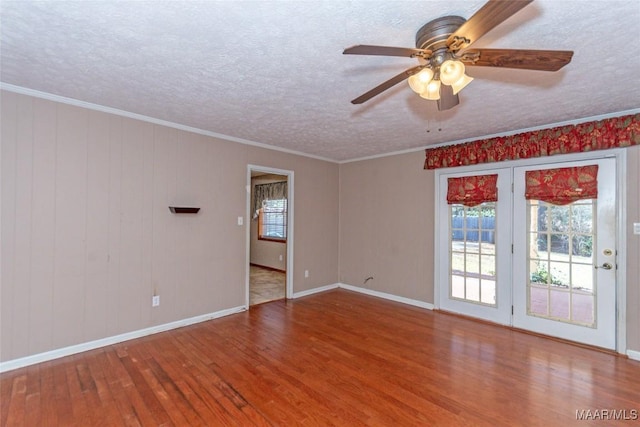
463, 48, 574, 71
343, 44, 431, 58
437, 84, 459, 111
350, 65, 424, 104
447, 0, 533, 52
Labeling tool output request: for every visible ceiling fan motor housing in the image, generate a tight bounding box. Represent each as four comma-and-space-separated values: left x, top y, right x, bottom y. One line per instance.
415, 15, 466, 62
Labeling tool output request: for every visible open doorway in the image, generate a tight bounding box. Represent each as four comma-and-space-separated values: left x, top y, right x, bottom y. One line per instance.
246, 166, 294, 307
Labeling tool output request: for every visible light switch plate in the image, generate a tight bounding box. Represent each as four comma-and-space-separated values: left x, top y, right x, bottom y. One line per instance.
238, 216, 243, 226
634, 223, 640, 235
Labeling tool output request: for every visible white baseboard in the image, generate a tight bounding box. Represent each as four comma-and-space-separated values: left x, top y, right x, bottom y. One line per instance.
292, 283, 339, 299
291, 281, 434, 310
0, 305, 245, 373
338, 283, 435, 310
627, 349, 640, 362
1, 286, 432, 373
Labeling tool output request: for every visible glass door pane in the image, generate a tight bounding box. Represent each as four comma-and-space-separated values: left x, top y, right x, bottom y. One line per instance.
526, 199, 595, 326
450, 203, 497, 306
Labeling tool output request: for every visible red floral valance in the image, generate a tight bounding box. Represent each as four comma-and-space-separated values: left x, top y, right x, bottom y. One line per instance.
424, 114, 639, 169
447, 174, 498, 207
525, 165, 598, 205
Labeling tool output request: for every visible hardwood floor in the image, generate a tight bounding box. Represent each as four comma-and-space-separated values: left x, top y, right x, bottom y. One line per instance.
2, 289, 639, 426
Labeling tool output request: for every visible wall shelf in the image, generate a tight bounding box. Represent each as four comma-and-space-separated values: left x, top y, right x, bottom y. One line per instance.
169, 206, 200, 214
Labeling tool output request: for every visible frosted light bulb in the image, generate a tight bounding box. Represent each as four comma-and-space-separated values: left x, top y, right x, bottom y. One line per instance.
440, 60, 465, 86
408, 68, 434, 94
420, 79, 441, 100
451, 74, 474, 95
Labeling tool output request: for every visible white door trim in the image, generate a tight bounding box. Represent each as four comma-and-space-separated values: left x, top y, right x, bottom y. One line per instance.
433, 149, 627, 353
246, 165, 294, 308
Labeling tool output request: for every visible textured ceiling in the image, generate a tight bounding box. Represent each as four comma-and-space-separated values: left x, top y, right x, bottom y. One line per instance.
1, 1, 639, 162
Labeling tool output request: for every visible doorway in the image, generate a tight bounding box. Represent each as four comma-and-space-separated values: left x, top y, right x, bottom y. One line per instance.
436, 155, 620, 350
246, 165, 294, 307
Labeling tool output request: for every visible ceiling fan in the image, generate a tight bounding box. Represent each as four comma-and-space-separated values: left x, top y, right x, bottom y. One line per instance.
343, 0, 573, 111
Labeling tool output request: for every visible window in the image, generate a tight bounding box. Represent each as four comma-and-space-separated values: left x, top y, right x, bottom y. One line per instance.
258, 199, 287, 242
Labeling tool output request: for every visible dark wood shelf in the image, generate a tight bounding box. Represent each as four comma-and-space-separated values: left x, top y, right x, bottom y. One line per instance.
169, 206, 200, 214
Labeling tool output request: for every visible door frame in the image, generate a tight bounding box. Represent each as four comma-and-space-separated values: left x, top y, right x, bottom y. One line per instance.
246, 165, 294, 309
433, 149, 628, 353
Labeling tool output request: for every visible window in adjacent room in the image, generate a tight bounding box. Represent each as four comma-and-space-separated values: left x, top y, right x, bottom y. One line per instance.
258, 199, 287, 242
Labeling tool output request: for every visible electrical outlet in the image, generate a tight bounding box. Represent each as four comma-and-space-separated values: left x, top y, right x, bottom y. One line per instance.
152, 295, 160, 307
634, 223, 640, 235
304, 270, 309, 278
279, 254, 283, 261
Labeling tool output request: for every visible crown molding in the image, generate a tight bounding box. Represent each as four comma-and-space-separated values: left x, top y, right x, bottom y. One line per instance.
0, 83, 338, 164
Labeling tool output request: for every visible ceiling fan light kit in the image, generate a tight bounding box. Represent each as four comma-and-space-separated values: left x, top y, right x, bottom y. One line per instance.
343, 0, 573, 110
409, 57, 474, 100
420, 79, 442, 101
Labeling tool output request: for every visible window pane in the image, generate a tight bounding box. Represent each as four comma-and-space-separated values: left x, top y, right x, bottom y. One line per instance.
572, 235, 593, 259
529, 286, 548, 316
449, 203, 497, 307
550, 205, 570, 232
572, 294, 594, 326
451, 251, 465, 274
451, 275, 465, 299
465, 278, 480, 302
572, 263, 593, 292
480, 254, 495, 277
550, 289, 570, 320
526, 198, 597, 328
260, 199, 287, 240
480, 279, 496, 304
571, 203, 593, 234
466, 241, 479, 254
480, 241, 495, 255
549, 262, 570, 288
536, 203, 549, 232
530, 260, 549, 285
465, 254, 480, 276
530, 232, 546, 257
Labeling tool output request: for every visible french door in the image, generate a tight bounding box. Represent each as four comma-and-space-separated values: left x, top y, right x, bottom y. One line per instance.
513, 158, 617, 349
437, 157, 618, 349
437, 169, 512, 325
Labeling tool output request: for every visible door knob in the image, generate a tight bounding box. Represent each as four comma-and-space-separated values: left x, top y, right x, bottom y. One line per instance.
595, 263, 613, 270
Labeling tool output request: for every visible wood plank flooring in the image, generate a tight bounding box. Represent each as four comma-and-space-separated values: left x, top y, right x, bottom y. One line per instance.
2, 289, 639, 426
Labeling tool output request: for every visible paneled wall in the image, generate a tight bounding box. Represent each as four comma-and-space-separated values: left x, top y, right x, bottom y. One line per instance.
339, 152, 435, 304
339, 147, 640, 354
1, 90, 339, 362
1, 89, 637, 364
